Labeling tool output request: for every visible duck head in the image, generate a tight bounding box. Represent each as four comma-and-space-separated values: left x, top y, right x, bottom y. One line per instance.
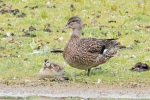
63, 16, 83, 30
43, 59, 51, 68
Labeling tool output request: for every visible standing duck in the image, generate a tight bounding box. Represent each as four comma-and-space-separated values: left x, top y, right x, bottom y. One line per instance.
63, 16, 118, 76
39, 59, 64, 78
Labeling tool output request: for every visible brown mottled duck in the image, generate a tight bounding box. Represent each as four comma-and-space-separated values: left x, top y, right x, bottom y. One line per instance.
63, 16, 118, 76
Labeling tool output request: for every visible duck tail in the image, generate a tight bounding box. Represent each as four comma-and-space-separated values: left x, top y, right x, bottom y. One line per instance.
103, 41, 118, 58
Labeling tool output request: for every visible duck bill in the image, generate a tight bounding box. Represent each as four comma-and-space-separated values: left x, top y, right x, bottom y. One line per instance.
62, 24, 69, 29
43, 64, 46, 68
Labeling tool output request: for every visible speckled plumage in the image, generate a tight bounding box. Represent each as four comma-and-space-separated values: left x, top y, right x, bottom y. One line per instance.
63, 16, 118, 76
39, 59, 64, 78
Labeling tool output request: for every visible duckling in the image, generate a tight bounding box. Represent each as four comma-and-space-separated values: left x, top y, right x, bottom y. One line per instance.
39, 59, 64, 78
63, 16, 118, 76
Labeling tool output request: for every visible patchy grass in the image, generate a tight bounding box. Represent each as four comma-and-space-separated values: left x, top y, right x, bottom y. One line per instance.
0, 0, 150, 85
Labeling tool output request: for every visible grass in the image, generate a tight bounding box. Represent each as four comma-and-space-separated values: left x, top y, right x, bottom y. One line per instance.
0, 0, 150, 85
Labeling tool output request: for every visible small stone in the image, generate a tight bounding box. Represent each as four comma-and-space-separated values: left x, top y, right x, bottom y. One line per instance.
22, 0, 26, 2
4, 32, 11, 37
124, 55, 129, 58
58, 37, 63, 41
131, 55, 136, 58
43, 46, 49, 53
30, 50, 43, 54
47, 1, 50, 5
97, 79, 101, 84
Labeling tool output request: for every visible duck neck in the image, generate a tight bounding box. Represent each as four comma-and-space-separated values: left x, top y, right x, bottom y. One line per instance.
70, 29, 81, 38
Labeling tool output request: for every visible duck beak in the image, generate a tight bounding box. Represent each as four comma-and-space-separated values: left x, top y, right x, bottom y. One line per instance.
43, 64, 46, 68
62, 24, 69, 29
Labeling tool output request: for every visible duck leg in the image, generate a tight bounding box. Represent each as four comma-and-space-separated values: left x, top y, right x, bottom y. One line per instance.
87, 68, 91, 76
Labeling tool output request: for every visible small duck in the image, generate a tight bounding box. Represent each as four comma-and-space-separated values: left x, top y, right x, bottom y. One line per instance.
39, 59, 64, 78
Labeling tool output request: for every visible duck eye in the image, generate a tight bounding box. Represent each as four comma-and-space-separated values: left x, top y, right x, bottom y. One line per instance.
72, 20, 77, 22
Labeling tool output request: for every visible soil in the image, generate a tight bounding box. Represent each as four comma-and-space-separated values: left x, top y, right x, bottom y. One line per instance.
0, 81, 150, 99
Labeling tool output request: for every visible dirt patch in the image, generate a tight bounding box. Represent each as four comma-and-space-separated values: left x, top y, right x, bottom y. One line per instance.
0, 82, 150, 99
130, 62, 150, 72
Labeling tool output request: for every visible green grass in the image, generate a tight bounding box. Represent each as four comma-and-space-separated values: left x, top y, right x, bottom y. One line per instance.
0, 0, 150, 85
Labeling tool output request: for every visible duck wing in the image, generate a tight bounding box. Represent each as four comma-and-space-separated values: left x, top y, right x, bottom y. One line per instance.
80, 38, 117, 54
51, 63, 63, 71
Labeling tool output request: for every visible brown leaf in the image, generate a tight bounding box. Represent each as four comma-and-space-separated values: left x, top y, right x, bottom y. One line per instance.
29, 26, 36, 31
108, 20, 116, 23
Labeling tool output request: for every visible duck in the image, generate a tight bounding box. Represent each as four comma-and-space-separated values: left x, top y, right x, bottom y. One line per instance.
39, 59, 64, 78
62, 16, 118, 76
